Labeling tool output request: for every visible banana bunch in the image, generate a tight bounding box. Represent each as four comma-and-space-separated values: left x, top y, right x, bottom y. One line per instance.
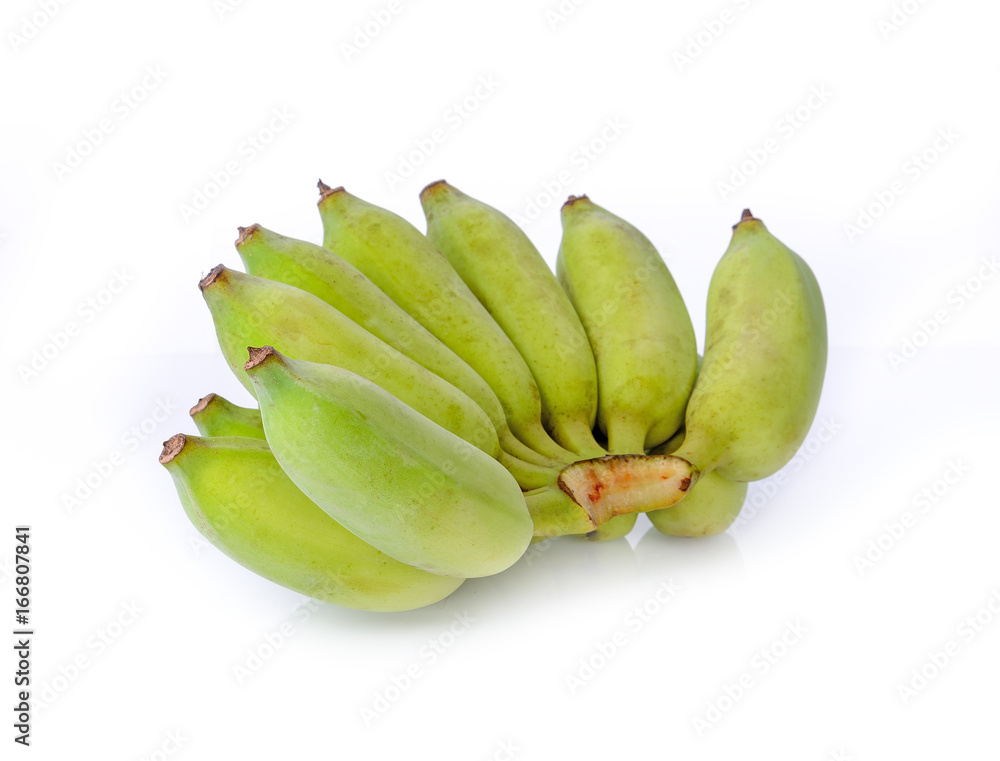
160, 181, 827, 613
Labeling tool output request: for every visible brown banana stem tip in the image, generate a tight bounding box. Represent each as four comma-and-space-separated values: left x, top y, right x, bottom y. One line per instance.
563, 194, 589, 209
198, 264, 225, 290
189, 394, 216, 417
734, 208, 757, 229
159, 434, 187, 465
244, 345, 277, 371
317, 180, 344, 200
419, 179, 449, 198
235, 224, 259, 247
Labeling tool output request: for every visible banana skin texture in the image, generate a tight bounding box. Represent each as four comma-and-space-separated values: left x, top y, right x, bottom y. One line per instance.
160, 434, 464, 612
198, 264, 501, 460
317, 182, 575, 463
420, 180, 605, 459
671, 210, 827, 482
557, 195, 698, 455
189, 393, 265, 440
244, 347, 534, 578
234, 224, 559, 470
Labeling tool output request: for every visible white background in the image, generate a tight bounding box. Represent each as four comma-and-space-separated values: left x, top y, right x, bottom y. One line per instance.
3, 0, 999, 757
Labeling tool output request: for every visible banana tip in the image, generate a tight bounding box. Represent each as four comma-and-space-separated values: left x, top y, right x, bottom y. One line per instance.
419, 179, 450, 199
562, 194, 589, 210
734, 208, 757, 229
245, 345, 277, 371
198, 264, 226, 290
317, 180, 344, 201
189, 394, 215, 417
159, 434, 187, 465
235, 224, 259, 247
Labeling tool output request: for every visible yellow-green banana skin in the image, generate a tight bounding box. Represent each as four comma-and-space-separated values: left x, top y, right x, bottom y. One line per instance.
160, 435, 464, 612
557, 196, 698, 453
674, 212, 827, 482
420, 181, 603, 458
317, 184, 573, 462
199, 265, 500, 459
647, 470, 747, 537
189, 393, 265, 440
245, 349, 534, 579
235, 224, 553, 468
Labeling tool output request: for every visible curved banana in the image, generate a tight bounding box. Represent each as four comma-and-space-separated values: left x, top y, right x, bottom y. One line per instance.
316, 182, 575, 463
189, 393, 265, 439
159, 434, 464, 611
419, 181, 605, 459
557, 195, 698, 454
198, 264, 499, 459
234, 224, 559, 469
244, 347, 534, 578
671, 210, 827, 481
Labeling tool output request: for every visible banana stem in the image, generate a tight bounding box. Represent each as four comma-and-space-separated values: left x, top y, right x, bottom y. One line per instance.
514, 420, 583, 464
523, 485, 597, 538
498, 452, 561, 492
557, 454, 696, 525
551, 417, 608, 460
499, 428, 568, 468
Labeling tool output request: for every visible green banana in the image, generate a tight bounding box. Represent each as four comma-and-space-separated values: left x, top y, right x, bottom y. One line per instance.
198, 264, 499, 459
671, 210, 827, 481
244, 347, 534, 578
189, 393, 265, 439
316, 182, 575, 463
419, 181, 605, 459
647, 470, 747, 537
557, 194, 698, 454
234, 224, 559, 469
159, 434, 464, 611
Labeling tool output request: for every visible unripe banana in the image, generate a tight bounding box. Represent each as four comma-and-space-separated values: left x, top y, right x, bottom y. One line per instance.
557, 195, 698, 454
198, 264, 499, 459
189, 393, 265, 439
671, 210, 827, 481
234, 224, 558, 469
244, 347, 534, 578
159, 434, 464, 611
316, 182, 575, 463
419, 181, 605, 459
